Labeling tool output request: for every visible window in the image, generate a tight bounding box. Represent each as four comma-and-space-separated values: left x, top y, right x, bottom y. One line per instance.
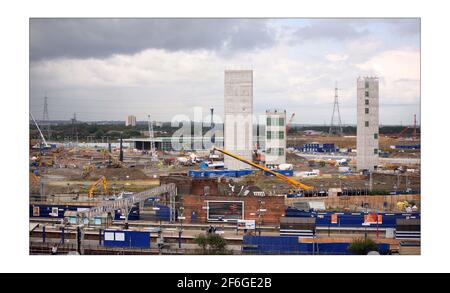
365, 99, 369, 105
365, 80, 369, 89
374, 133, 378, 139
365, 108, 369, 114
374, 148, 378, 155
266, 117, 271, 126
267, 131, 285, 140
365, 91, 369, 97
268, 148, 284, 155
365, 121, 369, 127
278, 118, 285, 126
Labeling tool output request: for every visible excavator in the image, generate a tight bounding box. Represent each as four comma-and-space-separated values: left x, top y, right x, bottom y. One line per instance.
211, 147, 313, 191
88, 176, 108, 199
102, 149, 125, 168
82, 164, 96, 179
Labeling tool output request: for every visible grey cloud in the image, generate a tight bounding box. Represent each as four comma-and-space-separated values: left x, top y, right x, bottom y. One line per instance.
30, 19, 276, 61
293, 19, 370, 41
382, 18, 420, 35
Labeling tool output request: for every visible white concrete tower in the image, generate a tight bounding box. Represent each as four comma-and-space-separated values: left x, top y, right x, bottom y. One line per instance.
357, 76, 379, 171
224, 70, 253, 169
265, 109, 286, 167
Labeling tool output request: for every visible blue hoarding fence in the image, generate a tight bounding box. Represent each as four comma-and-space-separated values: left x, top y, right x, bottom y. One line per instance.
393, 145, 420, 150
285, 208, 421, 229
242, 235, 390, 255
298, 143, 339, 153
103, 230, 151, 249
188, 169, 293, 178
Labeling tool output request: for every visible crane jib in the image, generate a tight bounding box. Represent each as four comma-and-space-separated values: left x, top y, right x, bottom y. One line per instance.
213, 147, 313, 190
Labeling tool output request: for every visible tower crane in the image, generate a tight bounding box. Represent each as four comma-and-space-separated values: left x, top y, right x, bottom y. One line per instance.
148, 114, 158, 161
211, 147, 313, 190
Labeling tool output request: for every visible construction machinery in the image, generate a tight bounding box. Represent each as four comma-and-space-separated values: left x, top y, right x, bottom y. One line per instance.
82, 164, 96, 179
102, 149, 124, 168
29, 112, 50, 149
286, 113, 295, 133
393, 114, 419, 140
212, 147, 313, 190
88, 176, 108, 199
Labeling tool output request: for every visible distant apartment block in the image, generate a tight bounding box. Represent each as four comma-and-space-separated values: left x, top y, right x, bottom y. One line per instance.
125, 115, 136, 127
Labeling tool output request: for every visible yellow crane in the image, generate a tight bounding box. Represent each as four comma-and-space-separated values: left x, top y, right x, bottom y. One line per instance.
212, 147, 313, 190
88, 176, 108, 198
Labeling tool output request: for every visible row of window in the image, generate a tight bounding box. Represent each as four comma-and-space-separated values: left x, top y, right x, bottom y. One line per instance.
267, 148, 285, 156
267, 131, 285, 139
267, 117, 285, 126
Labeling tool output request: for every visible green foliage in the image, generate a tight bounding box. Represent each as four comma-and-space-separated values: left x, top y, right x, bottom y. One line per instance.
194, 233, 229, 255
194, 234, 208, 253
348, 237, 379, 255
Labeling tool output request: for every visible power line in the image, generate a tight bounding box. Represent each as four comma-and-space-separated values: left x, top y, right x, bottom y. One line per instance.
329, 82, 343, 136
42, 96, 52, 140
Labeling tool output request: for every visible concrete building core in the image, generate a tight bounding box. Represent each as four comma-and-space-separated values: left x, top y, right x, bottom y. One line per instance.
125, 115, 136, 127
265, 109, 286, 167
357, 76, 379, 171
224, 70, 253, 169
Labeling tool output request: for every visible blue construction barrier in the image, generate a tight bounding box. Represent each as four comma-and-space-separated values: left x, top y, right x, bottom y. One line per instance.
30, 204, 94, 218
242, 235, 390, 255
285, 208, 420, 228
30, 204, 143, 221
103, 230, 151, 248
188, 169, 293, 178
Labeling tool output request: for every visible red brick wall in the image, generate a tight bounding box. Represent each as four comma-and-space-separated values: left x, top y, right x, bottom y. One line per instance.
182, 195, 285, 225
190, 178, 219, 196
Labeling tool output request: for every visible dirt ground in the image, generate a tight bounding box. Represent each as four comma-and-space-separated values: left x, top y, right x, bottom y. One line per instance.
238, 170, 420, 195
287, 134, 420, 153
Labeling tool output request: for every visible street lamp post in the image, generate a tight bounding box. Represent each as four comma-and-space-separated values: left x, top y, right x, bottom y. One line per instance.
178, 207, 184, 249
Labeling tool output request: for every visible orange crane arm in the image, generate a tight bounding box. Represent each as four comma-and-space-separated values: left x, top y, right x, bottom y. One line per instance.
212, 147, 313, 190
397, 126, 410, 138
88, 176, 108, 198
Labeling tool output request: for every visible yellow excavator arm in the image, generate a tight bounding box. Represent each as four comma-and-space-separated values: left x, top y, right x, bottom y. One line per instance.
212, 147, 313, 190
88, 176, 108, 198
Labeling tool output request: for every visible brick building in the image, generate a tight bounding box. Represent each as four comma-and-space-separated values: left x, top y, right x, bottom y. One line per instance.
160, 174, 285, 225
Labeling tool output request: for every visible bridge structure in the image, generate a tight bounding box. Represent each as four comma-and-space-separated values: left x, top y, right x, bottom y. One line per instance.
76, 183, 177, 224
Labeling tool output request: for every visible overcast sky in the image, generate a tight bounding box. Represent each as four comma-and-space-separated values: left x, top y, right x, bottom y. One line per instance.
29, 18, 420, 125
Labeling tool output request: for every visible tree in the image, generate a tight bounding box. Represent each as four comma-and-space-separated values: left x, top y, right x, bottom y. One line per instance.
348, 237, 379, 255
194, 233, 229, 255
207, 234, 227, 254
194, 234, 208, 253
